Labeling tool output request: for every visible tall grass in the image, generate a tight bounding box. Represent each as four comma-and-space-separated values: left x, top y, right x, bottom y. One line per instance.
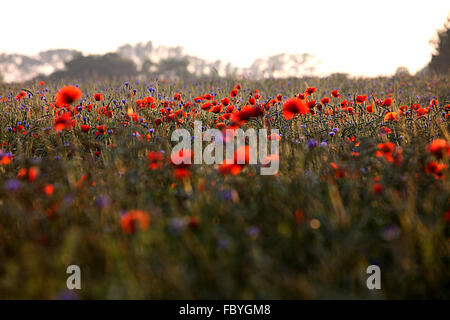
0, 74, 448, 299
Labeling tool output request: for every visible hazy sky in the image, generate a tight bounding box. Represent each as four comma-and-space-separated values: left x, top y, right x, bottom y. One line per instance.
1, 0, 449, 76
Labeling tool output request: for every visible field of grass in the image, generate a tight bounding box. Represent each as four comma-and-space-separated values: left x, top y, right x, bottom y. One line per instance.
0, 74, 449, 299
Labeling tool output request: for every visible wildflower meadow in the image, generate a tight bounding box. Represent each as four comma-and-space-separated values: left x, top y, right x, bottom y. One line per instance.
0, 74, 448, 299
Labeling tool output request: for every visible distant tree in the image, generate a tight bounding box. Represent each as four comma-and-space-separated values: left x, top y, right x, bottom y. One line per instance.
328, 73, 349, 81
141, 59, 156, 75
48, 52, 138, 80
0, 71, 3, 83
429, 16, 450, 74
395, 66, 410, 77
156, 57, 191, 78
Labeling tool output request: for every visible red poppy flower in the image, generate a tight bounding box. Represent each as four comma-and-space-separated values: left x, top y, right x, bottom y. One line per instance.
355, 95, 367, 104
295, 210, 304, 224
217, 145, 252, 175
427, 139, 449, 159
425, 161, 447, 179
210, 105, 223, 113
445, 210, 450, 222
393, 147, 403, 166
366, 105, 374, 113
94, 93, 103, 101
372, 183, 384, 194
416, 107, 429, 117
80, 124, 91, 132
377, 142, 395, 154
331, 90, 341, 98
104, 110, 113, 118
55, 86, 82, 107
175, 109, 187, 118
376, 142, 396, 162
0, 151, 11, 165
173, 92, 182, 101
28, 167, 39, 182
329, 162, 346, 178
382, 98, 392, 107
297, 93, 307, 100
18, 167, 39, 182
143, 96, 155, 106
54, 113, 73, 131
305, 87, 317, 95
321, 97, 331, 105
188, 216, 200, 229
148, 151, 163, 170
230, 89, 238, 97
399, 105, 408, 114
231, 105, 264, 125
174, 168, 191, 180
43, 184, 54, 196
283, 98, 308, 120
16, 91, 27, 101
201, 102, 212, 111
221, 97, 230, 106
120, 210, 150, 234
218, 159, 242, 175
384, 112, 398, 122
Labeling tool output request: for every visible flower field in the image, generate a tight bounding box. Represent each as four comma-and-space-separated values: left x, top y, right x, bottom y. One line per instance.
0, 74, 449, 299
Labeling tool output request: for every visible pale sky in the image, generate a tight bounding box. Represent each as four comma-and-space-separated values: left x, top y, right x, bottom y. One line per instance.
1, 0, 449, 76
